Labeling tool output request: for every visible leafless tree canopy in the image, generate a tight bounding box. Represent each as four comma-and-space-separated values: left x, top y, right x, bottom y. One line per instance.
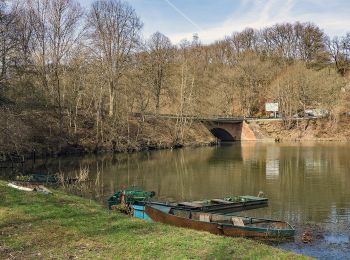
146, 32, 173, 113
86, 0, 142, 116
0, 0, 349, 154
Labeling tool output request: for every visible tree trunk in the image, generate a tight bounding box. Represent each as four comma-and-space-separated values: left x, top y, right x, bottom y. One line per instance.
109, 80, 114, 117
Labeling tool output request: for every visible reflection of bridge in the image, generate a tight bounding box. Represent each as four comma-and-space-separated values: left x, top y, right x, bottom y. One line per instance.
133, 113, 270, 142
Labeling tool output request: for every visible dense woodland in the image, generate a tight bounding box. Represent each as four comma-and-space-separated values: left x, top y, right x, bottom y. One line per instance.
1, 0, 350, 157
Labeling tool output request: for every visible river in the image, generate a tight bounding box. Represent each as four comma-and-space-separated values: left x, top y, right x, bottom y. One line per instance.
3, 142, 350, 259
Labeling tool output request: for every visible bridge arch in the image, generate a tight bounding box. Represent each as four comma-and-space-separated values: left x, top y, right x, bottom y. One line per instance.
210, 128, 236, 142
202, 120, 258, 141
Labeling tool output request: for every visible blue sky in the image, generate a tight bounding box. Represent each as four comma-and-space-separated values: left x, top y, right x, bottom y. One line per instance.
80, 0, 350, 44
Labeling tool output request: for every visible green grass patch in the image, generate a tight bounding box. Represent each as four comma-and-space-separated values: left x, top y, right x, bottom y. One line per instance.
0, 181, 307, 259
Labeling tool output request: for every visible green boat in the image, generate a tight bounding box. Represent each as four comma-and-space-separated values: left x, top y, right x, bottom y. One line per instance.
108, 188, 268, 214
108, 187, 155, 209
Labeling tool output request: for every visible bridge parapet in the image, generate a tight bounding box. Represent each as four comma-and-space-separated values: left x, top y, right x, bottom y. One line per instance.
132, 112, 245, 123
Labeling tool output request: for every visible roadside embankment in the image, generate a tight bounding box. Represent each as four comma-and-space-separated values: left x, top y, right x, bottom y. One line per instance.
0, 181, 306, 259
247, 117, 350, 141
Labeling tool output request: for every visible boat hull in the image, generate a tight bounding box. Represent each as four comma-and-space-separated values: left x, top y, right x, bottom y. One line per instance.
145, 204, 223, 235
144, 204, 294, 239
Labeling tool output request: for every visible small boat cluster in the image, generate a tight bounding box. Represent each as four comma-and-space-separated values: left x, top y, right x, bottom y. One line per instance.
108, 187, 295, 240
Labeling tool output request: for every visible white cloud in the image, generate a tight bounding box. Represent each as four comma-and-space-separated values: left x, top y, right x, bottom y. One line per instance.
166, 0, 350, 44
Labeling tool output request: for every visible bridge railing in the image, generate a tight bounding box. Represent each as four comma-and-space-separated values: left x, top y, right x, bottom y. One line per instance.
131, 112, 246, 121
131, 112, 323, 122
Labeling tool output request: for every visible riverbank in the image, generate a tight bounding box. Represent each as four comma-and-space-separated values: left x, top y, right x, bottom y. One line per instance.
0, 181, 306, 259
0, 108, 215, 160
251, 117, 350, 141
3, 106, 350, 162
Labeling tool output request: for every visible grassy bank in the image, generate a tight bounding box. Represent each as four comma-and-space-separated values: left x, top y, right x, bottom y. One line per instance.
0, 181, 306, 259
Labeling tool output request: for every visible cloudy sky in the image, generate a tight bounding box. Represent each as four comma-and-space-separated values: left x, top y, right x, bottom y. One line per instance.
80, 0, 350, 44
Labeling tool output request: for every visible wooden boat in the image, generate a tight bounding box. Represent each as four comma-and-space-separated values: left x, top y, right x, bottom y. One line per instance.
108, 188, 268, 213
140, 204, 295, 239
150, 195, 268, 214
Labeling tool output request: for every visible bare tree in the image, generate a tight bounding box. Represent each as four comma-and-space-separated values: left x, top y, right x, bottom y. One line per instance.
0, 2, 18, 88
294, 22, 326, 63
26, 0, 51, 95
30, 0, 82, 123
127, 51, 152, 115
48, 0, 82, 130
229, 28, 258, 55
326, 35, 350, 76
260, 23, 297, 59
146, 32, 173, 114
86, 0, 142, 117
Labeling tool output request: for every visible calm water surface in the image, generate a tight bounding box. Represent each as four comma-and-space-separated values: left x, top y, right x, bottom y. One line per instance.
5, 142, 350, 258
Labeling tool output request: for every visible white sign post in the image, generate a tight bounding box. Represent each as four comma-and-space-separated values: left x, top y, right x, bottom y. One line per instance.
265, 103, 279, 118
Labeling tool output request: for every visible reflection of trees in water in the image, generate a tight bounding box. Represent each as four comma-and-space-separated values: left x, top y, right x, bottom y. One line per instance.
227, 142, 350, 223
176, 151, 191, 200
26, 143, 350, 224
94, 160, 105, 201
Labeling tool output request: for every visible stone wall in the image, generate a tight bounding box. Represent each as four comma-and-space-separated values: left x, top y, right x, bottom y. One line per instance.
241, 121, 257, 141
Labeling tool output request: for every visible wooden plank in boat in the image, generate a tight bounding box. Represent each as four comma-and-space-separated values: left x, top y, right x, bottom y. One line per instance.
241, 195, 268, 201
232, 217, 245, 227
211, 199, 233, 204
192, 201, 207, 204
199, 213, 211, 222
178, 202, 203, 208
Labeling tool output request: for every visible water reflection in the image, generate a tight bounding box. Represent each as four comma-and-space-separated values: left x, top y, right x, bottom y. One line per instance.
2, 141, 350, 258
324, 234, 350, 244
6, 142, 350, 226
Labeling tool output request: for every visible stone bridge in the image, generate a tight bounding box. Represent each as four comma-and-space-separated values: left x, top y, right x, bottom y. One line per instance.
133, 113, 262, 142
201, 119, 258, 142
135, 113, 319, 142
